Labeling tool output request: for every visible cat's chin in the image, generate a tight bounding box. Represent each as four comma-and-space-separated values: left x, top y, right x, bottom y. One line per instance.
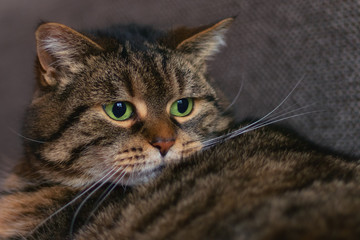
127, 149, 198, 185
132, 164, 166, 185
109, 163, 166, 186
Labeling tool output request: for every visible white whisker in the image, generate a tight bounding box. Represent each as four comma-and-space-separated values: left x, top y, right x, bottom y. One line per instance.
223, 74, 244, 113
69, 166, 124, 236
123, 164, 139, 191
236, 110, 325, 136
15, 231, 27, 240
83, 167, 129, 226
254, 104, 317, 127
265, 101, 317, 118
202, 76, 313, 149
241, 76, 304, 131
8, 127, 46, 144
203, 110, 323, 149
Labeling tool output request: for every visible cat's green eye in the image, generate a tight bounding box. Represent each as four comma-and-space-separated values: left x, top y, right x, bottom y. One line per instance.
170, 98, 194, 117
103, 101, 134, 121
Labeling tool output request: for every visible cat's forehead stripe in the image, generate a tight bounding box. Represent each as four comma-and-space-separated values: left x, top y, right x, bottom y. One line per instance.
174, 68, 185, 95
120, 70, 135, 98
103, 49, 214, 103
125, 52, 174, 103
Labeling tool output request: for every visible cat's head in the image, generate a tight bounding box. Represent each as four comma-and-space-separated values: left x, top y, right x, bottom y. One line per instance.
24, 18, 233, 187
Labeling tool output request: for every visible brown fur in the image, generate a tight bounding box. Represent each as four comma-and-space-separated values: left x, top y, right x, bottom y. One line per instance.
1, 18, 360, 240
73, 128, 360, 240
0, 185, 75, 238
11, 126, 360, 240
0, 18, 233, 238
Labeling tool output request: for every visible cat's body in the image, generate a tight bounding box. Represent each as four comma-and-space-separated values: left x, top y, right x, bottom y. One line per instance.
3, 126, 360, 240
1, 18, 360, 240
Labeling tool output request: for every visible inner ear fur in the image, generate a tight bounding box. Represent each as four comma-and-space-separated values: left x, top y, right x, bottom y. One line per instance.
35, 22, 103, 86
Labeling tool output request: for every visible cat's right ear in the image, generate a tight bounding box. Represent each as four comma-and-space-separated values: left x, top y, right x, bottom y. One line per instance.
161, 18, 234, 65
35, 22, 103, 86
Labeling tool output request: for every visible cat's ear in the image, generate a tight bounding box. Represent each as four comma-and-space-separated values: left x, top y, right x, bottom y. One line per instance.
163, 18, 234, 64
35, 22, 103, 86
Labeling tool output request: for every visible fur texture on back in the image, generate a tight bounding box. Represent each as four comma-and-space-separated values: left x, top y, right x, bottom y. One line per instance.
0, 18, 359, 240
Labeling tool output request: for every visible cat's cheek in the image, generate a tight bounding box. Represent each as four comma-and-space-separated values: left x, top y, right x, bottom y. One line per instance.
80, 144, 164, 185
73, 147, 119, 182
76, 131, 203, 185
162, 132, 203, 164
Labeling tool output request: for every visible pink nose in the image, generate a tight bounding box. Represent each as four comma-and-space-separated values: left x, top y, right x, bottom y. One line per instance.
151, 138, 175, 156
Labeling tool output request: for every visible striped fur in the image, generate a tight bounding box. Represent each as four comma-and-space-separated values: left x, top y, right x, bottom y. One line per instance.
0, 19, 233, 238
22, 18, 233, 188
2, 17, 359, 240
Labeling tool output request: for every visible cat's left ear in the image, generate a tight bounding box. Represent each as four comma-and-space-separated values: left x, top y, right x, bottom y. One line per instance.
163, 18, 234, 64
35, 22, 103, 86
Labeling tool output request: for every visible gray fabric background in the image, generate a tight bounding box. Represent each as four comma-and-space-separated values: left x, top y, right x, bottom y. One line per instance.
1, 0, 359, 181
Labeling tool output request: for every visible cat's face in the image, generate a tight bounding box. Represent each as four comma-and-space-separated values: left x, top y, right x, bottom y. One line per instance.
24, 19, 233, 187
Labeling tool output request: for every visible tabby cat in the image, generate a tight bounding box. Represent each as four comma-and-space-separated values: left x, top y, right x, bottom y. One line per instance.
1, 18, 360, 240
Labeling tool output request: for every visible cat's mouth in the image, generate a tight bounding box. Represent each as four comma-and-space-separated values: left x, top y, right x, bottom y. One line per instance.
107, 140, 202, 185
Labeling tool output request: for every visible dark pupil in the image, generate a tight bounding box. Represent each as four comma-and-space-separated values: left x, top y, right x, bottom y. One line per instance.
112, 102, 126, 118
177, 98, 189, 113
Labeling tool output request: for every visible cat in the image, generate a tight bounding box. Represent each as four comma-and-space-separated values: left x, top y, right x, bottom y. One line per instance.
1, 17, 360, 240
